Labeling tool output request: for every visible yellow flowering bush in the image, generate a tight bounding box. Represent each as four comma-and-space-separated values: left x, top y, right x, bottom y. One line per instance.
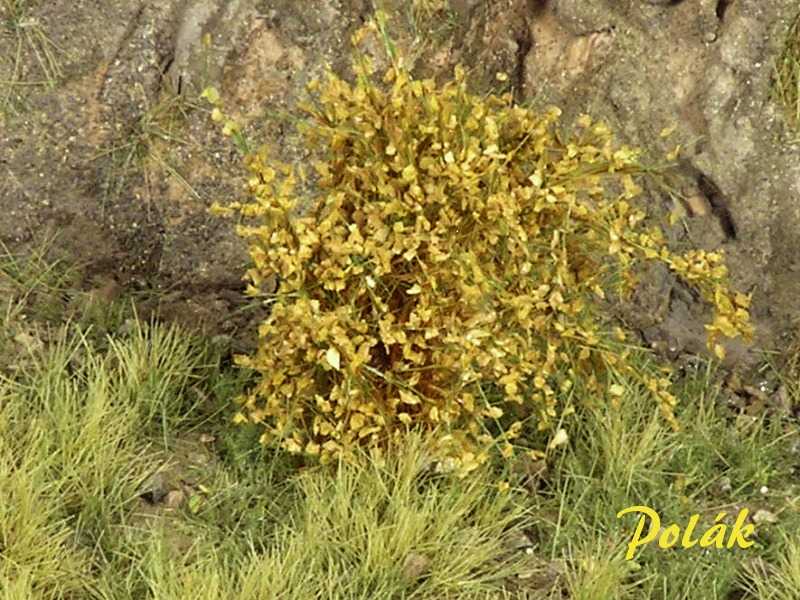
207, 26, 752, 473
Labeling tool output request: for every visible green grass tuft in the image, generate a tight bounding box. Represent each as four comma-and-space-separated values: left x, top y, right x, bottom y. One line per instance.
774, 11, 800, 134
0, 0, 63, 120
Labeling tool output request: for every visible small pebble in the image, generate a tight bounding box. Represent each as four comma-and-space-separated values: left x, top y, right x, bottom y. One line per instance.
165, 489, 186, 509
752, 509, 777, 525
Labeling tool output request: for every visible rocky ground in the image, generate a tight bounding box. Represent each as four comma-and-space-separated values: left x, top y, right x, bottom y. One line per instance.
1, 0, 799, 371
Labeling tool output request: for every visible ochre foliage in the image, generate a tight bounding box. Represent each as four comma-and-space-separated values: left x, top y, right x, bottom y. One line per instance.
208, 26, 752, 474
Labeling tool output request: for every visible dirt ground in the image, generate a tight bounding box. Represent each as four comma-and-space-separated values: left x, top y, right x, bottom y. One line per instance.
1, 0, 799, 371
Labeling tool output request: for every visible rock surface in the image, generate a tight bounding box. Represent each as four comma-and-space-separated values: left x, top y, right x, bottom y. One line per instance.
1, 0, 798, 366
